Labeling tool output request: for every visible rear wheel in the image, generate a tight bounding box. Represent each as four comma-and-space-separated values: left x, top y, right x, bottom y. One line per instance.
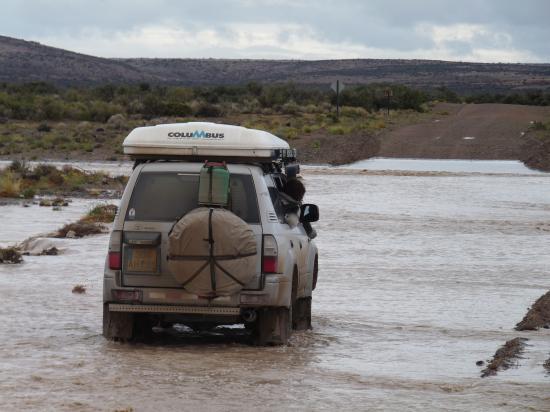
131, 314, 156, 342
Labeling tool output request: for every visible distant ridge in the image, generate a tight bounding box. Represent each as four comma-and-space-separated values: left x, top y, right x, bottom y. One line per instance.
1, 35, 550, 93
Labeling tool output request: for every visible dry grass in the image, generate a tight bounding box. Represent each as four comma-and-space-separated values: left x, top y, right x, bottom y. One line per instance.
52, 203, 116, 238
0, 170, 21, 197
0, 161, 126, 198
81, 204, 118, 223
54, 222, 105, 238
39, 197, 69, 207
0, 246, 23, 264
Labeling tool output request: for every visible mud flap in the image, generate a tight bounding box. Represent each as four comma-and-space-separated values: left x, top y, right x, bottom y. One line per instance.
292, 297, 312, 331
103, 304, 134, 341
252, 307, 291, 346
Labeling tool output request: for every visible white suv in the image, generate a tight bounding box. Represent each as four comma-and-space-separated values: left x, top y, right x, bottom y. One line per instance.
103, 123, 319, 345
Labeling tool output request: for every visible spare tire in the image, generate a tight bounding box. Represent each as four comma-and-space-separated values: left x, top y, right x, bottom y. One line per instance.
167, 207, 257, 297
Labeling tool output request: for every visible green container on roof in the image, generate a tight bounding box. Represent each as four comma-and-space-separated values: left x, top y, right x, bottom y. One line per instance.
198, 162, 230, 207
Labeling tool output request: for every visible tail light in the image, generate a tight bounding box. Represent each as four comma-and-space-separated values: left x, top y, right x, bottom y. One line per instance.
108, 251, 122, 270
262, 235, 278, 273
108, 230, 122, 270
112, 289, 141, 302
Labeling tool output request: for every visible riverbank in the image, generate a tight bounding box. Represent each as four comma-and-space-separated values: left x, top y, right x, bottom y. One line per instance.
0, 103, 549, 169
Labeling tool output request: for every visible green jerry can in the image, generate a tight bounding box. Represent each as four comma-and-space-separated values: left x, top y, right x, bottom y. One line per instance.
198, 161, 230, 207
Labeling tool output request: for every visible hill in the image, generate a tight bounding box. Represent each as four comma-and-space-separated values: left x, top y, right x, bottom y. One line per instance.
1, 35, 550, 93
0, 35, 150, 85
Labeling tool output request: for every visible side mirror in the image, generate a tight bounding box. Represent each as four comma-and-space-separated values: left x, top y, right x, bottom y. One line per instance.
300, 204, 319, 223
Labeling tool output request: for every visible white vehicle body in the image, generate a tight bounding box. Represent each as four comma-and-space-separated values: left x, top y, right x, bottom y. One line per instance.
103, 123, 319, 344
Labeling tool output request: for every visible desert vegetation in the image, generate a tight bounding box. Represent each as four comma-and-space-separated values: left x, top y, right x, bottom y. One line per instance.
53, 203, 117, 238
0, 81, 549, 167
80, 203, 118, 223
1, 82, 549, 126
0, 81, 435, 160
0, 246, 23, 264
0, 81, 434, 123
0, 160, 127, 198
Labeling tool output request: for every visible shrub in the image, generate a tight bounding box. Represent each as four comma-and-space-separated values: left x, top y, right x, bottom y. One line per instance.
37, 123, 52, 132
0, 171, 21, 197
33, 164, 58, 179
81, 204, 118, 223
55, 221, 105, 238
328, 125, 346, 135
195, 103, 223, 117
0, 247, 23, 264
341, 106, 369, 118
531, 121, 546, 130
281, 100, 300, 115
302, 104, 323, 113
22, 188, 35, 199
8, 159, 30, 176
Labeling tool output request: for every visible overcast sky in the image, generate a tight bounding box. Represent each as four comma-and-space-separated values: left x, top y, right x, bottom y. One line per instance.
2, 0, 550, 62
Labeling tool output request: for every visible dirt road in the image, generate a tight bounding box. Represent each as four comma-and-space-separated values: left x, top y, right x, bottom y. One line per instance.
379, 103, 550, 163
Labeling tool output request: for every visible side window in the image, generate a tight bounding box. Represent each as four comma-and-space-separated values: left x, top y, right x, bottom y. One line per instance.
230, 175, 260, 224
268, 187, 285, 222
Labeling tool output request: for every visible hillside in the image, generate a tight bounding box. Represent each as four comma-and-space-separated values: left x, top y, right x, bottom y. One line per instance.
1, 35, 550, 93
0, 36, 149, 85
125, 58, 550, 94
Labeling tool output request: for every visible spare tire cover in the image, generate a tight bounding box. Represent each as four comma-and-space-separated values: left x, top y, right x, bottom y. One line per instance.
167, 207, 257, 296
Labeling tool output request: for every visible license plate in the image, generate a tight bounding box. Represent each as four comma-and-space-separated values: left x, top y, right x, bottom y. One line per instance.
127, 248, 158, 273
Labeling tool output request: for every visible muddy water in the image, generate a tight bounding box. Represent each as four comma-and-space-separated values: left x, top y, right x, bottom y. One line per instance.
1, 163, 550, 411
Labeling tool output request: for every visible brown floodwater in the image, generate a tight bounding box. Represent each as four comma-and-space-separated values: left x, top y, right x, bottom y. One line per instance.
1, 161, 550, 411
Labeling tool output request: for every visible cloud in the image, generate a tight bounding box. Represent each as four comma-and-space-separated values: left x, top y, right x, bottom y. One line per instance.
412, 23, 538, 62
3, 0, 550, 62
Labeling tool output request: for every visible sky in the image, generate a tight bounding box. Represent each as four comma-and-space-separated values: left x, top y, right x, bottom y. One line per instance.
2, 0, 550, 62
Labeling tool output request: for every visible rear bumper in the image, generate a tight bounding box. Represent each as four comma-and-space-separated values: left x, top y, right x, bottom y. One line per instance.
103, 274, 291, 308
109, 303, 240, 315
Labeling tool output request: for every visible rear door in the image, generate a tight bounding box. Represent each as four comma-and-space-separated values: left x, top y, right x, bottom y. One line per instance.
120, 163, 263, 290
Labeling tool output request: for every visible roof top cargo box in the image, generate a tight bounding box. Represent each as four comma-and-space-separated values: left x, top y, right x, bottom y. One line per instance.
123, 122, 296, 164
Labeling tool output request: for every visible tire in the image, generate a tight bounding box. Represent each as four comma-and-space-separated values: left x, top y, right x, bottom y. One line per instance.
103, 303, 134, 341
131, 314, 156, 342
251, 307, 291, 346
312, 255, 318, 291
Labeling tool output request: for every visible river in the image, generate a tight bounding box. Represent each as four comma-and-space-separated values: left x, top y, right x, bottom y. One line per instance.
0, 159, 549, 411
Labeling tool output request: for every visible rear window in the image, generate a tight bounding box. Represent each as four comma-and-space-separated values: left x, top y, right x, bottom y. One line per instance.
126, 172, 260, 223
